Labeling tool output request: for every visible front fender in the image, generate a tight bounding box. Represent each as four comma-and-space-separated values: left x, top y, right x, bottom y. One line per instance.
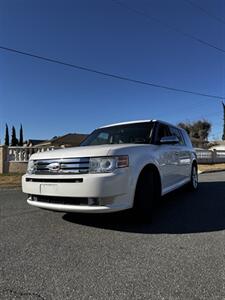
128, 156, 161, 204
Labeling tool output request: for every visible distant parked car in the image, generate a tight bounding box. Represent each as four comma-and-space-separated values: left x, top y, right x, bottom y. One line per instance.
22, 120, 198, 217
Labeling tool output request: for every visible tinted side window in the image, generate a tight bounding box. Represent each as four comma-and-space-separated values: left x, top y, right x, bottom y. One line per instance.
156, 124, 171, 143
169, 127, 184, 145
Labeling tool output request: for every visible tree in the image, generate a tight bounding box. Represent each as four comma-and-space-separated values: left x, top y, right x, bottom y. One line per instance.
222, 102, 225, 141
176, 122, 191, 135
11, 126, 18, 146
4, 124, 9, 146
19, 124, 24, 146
178, 120, 211, 141
191, 120, 211, 140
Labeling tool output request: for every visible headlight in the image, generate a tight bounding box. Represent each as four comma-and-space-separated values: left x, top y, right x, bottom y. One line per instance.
27, 160, 35, 174
89, 156, 129, 173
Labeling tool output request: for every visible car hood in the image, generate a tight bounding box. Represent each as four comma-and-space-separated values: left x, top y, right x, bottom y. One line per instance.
30, 144, 150, 160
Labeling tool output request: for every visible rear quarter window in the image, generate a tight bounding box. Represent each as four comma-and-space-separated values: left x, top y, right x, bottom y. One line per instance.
169, 126, 185, 145
181, 129, 193, 148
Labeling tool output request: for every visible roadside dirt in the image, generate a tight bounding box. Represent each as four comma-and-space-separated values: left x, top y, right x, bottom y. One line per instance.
198, 163, 225, 173
0, 174, 22, 188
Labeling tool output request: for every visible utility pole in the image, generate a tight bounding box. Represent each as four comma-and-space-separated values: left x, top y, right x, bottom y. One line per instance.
222, 102, 225, 140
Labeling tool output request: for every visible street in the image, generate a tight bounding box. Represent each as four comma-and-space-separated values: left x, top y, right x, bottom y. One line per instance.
0, 172, 225, 300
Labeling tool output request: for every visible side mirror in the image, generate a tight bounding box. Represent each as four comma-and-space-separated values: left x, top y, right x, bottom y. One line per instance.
160, 135, 179, 144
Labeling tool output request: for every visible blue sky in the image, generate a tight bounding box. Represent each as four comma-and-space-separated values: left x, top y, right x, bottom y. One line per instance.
1, 0, 225, 141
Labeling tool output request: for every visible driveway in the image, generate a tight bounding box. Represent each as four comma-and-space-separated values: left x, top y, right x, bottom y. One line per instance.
0, 172, 225, 299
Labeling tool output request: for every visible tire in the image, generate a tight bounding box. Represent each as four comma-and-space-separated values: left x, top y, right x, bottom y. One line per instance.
188, 163, 198, 191
133, 169, 157, 220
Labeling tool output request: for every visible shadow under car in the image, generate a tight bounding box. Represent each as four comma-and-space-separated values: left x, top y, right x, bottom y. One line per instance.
63, 181, 225, 234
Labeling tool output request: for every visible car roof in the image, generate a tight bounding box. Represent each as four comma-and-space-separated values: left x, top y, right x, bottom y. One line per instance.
98, 120, 153, 128
99, 119, 180, 129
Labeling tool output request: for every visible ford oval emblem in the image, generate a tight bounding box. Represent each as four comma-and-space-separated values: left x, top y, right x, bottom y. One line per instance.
47, 162, 60, 171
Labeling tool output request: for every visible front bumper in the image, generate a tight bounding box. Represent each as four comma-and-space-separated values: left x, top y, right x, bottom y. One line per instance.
27, 196, 130, 213
22, 169, 132, 213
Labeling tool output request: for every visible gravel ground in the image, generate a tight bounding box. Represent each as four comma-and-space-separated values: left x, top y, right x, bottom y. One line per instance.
0, 172, 225, 300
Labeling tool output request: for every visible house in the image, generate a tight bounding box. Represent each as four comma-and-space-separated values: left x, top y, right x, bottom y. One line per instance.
24, 139, 47, 147
34, 133, 88, 148
208, 141, 225, 151
190, 138, 209, 149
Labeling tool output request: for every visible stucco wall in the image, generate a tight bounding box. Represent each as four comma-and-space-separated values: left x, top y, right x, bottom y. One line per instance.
0, 146, 8, 174
0, 146, 28, 174
0, 146, 3, 173
8, 162, 27, 174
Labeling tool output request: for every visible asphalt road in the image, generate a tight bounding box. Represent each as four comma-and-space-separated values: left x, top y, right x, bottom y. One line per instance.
0, 172, 225, 300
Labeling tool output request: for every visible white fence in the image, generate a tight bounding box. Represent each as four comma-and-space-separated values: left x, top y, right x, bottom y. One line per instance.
6, 147, 225, 164
196, 149, 225, 164
8, 146, 55, 162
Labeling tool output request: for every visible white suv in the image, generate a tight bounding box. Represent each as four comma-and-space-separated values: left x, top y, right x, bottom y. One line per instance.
22, 120, 198, 215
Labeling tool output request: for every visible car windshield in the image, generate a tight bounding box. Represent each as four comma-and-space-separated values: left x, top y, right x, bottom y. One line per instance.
80, 122, 154, 146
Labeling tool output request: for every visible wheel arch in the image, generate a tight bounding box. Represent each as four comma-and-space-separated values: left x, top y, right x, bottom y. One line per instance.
192, 159, 198, 168
191, 159, 198, 178
132, 163, 162, 206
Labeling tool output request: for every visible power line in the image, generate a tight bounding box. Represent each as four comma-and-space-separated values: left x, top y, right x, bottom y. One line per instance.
177, 112, 222, 124
111, 0, 225, 54
0, 45, 224, 100
183, 0, 225, 26
190, 110, 221, 118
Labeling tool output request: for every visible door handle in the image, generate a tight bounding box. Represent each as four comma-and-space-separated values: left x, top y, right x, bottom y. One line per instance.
175, 152, 179, 155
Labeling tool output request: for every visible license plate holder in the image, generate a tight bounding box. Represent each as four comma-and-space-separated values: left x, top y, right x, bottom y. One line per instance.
40, 184, 58, 195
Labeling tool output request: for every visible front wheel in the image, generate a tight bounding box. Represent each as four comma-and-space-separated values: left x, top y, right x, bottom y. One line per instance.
189, 164, 198, 190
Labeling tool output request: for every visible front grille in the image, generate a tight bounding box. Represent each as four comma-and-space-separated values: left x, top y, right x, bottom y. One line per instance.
30, 195, 90, 205
32, 158, 90, 175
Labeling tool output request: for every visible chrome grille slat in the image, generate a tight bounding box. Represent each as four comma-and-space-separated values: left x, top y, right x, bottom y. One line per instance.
36, 160, 59, 165
33, 158, 90, 175
60, 158, 89, 163
58, 169, 88, 174
36, 158, 89, 164
60, 163, 90, 169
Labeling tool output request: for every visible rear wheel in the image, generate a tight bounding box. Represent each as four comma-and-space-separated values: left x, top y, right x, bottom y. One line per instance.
189, 163, 198, 190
